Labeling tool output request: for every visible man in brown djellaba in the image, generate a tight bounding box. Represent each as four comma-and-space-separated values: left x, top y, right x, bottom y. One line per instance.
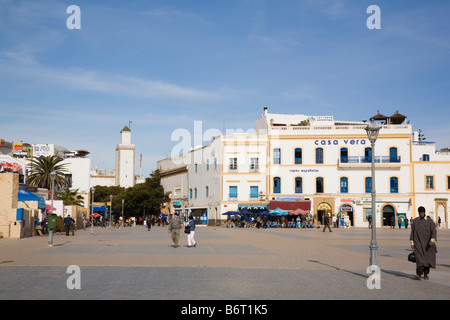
410, 206, 437, 280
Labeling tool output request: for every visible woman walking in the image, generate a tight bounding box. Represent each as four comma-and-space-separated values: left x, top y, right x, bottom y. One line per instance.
187, 215, 197, 248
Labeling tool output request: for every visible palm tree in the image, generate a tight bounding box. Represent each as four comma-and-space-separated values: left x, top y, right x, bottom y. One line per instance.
57, 188, 85, 206
27, 155, 69, 190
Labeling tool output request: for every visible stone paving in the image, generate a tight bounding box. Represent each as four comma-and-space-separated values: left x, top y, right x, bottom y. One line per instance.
0, 224, 449, 301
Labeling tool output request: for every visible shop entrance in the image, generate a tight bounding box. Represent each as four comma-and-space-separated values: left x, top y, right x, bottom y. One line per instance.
317, 202, 332, 225
340, 204, 354, 227
382, 205, 395, 227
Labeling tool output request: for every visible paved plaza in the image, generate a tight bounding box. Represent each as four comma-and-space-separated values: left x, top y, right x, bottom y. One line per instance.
0, 224, 449, 301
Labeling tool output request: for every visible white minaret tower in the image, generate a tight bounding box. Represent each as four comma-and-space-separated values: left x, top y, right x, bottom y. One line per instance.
115, 126, 135, 188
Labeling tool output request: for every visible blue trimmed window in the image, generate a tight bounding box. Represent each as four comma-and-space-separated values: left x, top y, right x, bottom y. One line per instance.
295, 177, 303, 193
316, 148, 323, 164
295, 148, 302, 164
273, 177, 281, 193
250, 186, 259, 199
340, 177, 348, 193
229, 186, 238, 198
390, 177, 399, 193
365, 177, 372, 193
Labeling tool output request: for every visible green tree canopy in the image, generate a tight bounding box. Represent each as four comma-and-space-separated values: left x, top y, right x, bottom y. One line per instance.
27, 155, 68, 190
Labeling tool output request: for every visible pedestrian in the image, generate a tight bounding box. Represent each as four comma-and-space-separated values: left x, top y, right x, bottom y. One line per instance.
368, 215, 372, 229
399, 215, 404, 229
34, 217, 43, 236
404, 217, 409, 229
410, 206, 437, 280
64, 215, 75, 236
168, 212, 182, 247
438, 217, 441, 229
323, 214, 332, 232
390, 216, 395, 229
146, 216, 152, 231
187, 215, 197, 248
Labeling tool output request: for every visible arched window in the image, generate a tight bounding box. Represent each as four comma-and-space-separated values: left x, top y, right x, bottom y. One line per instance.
316, 177, 324, 193
364, 147, 372, 163
390, 177, 399, 193
340, 147, 348, 163
295, 177, 303, 193
316, 148, 324, 164
365, 177, 372, 193
273, 177, 281, 193
340, 177, 348, 193
295, 148, 302, 164
389, 147, 399, 163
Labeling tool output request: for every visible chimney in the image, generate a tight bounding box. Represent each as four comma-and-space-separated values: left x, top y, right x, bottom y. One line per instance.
263, 107, 268, 115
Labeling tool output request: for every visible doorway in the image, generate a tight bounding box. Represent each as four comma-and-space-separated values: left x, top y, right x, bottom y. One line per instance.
382, 205, 396, 227
317, 202, 332, 225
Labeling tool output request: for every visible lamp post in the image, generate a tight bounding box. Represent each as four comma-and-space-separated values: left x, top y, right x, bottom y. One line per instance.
48, 171, 56, 247
109, 194, 113, 229
365, 118, 381, 267
121, 199, 124, 227
90, 187, 95, 235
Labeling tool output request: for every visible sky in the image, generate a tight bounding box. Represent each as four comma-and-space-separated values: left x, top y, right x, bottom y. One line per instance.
1, 0, 449, 177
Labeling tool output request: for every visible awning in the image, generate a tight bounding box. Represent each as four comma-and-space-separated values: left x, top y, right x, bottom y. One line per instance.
18, 189, 46, 209
269, 200, 311, 212
18, 189, 40, 201
238, 204, 268, 210
269, 207, 289, 216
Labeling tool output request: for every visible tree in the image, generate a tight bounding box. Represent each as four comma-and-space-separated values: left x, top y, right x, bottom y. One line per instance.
27, 155, 69, 190
57, 188, 85, 206
119, 170, 165, 218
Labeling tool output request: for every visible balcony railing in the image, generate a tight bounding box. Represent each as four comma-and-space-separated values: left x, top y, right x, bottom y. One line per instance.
339, 156, 401, 164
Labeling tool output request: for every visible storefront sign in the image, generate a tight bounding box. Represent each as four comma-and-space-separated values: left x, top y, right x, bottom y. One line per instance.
33, 144, 55, 157
289, 168, 319, 173
314, 139, 367, 146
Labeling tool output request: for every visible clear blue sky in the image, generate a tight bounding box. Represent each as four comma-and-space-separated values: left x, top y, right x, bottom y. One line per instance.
1, 0, 449, 177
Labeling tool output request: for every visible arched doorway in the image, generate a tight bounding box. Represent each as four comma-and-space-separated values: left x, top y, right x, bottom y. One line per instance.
317, 202, 332, 225
382, 205, 396, 227
436, 203, 446, 229
339, 204, 354, 227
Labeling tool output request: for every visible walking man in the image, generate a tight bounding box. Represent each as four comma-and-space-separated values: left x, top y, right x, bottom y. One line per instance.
168, 213, 181, 247
64, 215, 75, 236
410, 206, 437, 280
323, 213, 332, 232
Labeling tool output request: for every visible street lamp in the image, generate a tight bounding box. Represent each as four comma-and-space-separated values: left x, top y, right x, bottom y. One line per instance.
109, 194, 113, 229
48, 171, 57, 247
365, 118, 381, 267
91, 187, 95, 235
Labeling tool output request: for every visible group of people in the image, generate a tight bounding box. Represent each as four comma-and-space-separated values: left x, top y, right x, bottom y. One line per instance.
167, 213, 197, 248
226, 213, 314, 229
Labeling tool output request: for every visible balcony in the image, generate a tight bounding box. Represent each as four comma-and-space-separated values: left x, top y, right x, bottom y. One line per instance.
338, 156, 402, 167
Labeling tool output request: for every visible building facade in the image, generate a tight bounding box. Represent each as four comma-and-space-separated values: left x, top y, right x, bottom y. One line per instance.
158, 108, 450, 228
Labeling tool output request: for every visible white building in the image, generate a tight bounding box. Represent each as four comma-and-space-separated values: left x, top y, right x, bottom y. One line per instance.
158, 108, 450, 228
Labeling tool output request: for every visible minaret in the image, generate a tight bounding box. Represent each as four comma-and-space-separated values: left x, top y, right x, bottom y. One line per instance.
115, 126, 135, 188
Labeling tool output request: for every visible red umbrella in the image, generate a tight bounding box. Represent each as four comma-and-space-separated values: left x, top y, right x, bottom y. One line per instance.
46, 204, 57, 213
289, 208, 310, 215
90, 213, 101, 217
